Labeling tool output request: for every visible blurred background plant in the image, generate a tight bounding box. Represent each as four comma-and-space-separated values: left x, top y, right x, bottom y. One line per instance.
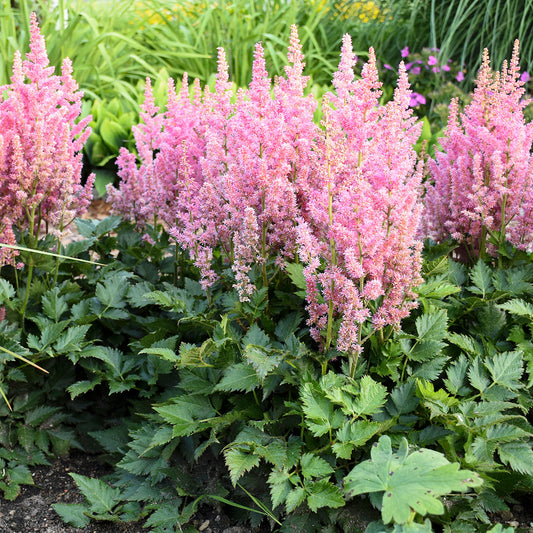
3, 0, 532, 192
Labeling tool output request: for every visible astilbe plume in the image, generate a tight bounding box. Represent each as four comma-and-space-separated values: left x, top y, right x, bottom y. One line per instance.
297, 35, 423, 373
0, 13, 94, 266
423, 40, 533, 258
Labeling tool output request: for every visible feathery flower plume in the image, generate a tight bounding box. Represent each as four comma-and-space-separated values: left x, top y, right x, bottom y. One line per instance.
0, 13, 94, 265
297, 37, 423, 374
423, 40, 533, 258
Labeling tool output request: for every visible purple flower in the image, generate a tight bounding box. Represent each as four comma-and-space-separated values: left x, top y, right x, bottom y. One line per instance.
410, 66, 421, 75
428, 55, 438, 66
405, 62, 413, 70
401, 46, 409, 58
384, 63, 393, 70
520, 71, 530, 83
455, 71, 465, 82
442, 64, 450, 72
409, 92, 426, 107
432, 66, 440, 73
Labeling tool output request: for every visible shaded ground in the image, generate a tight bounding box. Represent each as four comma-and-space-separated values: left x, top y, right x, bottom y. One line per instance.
0, 453, 265, 533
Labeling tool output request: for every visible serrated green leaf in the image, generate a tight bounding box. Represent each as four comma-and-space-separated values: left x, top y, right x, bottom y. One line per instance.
42, 287, 68, 321
353, 376, 388, 416
224, 448, 261, 485
407, 310, 448, 361
307, 479, 344, 512
8, 464, 33, 486
244, 345, 282, 380
144, 501, 184, 529
344, 436, 482, 525
214, 362, 260, 393
300, 382, 344, 437
54, 325, 90, 354
285, 486, 306, 513
139, 347, 180, 362
498, 298, 533, 317
285, 262, 307, 298
268, 469, 291, 509
52, 503, 91, 528
70, 473, 122, 514
67, 379, 102, 399
497, 441, 533, 474
468, 358, 490, 393
445, 354, 471, 395
469, 260, 493, 298
485, 351, 523, 390
333, 420, 382, 459
0, 278, 15, 302
300, 453, 334, 479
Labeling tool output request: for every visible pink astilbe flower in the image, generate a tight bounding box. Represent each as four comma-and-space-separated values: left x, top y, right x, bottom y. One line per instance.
298, 36, 423, 370
0, 13, 94, 265
423, 40, 533, 258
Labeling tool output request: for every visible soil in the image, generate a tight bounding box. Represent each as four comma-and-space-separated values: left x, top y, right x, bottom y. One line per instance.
0, 453, 265, 533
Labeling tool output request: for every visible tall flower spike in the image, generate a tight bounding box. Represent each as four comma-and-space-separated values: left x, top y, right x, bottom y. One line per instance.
423, 41, 533, 258
0, 12, 93, 265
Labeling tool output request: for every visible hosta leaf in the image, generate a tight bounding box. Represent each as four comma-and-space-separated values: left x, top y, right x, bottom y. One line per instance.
224, 448, 261, 485
306, 479, 344, 512
51, 503, 91, 528
300, 453, 334, 479
344, 436, 482, 525
70, 473, 121, 514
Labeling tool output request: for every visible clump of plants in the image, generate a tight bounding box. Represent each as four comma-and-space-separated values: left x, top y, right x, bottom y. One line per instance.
2, 13, 533, 533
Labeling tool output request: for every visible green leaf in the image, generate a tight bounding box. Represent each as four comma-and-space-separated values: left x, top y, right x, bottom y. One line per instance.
497, 441, 533, 474
498, 298, 533, 318
469, 260, 493, 298
0, 278, 15, 302
42, 287, 68, 321
306, 479, 344, 512
69, 473, 122, 514
300, 453, 334, 479
285, 486, 306, 513
51, 503, 91, 528
67, 379, 102, 399
244, 345, 282, 380
407, 310, 448, 362
224, 448, 261, 486
333, 420, 382, 459
344, 436, 482, 525
8, 464, 33, 486
268, 469, 291, 509
285, 262, 307, 297
353, 375, 388, 416
484, 351, 523, 390
300, 382, 344, 437
215, 362, 260, 393
93, 169, 117, 197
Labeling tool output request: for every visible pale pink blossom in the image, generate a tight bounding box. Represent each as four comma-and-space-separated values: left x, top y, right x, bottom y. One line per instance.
0, 13, 93, 265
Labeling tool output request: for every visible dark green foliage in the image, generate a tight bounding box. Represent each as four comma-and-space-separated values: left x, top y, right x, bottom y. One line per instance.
4, 217, 533, 532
